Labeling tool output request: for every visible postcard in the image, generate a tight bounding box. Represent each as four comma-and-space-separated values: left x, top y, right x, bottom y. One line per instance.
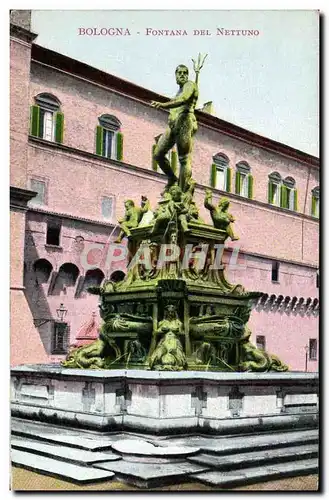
9, 8, 319, 492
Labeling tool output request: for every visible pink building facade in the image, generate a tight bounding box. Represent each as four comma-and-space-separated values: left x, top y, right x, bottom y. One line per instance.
10, 13, 319, 371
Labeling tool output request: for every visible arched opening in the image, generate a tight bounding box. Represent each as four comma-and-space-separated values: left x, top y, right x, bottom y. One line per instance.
52, 263, 80, 295
110, 270, 126, 283
82, 268, 105, 293
33, 258, 53, 284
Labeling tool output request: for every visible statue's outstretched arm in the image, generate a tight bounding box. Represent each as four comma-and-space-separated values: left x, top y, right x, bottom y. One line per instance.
151, 82, 195, 110
204, 189, 215, 211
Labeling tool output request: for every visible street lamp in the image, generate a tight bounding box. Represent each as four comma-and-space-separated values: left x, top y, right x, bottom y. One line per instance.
56, 303, 68, 322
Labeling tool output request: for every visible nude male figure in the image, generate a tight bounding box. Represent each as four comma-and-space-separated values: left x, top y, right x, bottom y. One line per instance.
151, 56, 207, 193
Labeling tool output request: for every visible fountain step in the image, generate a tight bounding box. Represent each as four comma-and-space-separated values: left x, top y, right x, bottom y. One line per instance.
191, 458, 319, 488
11, 449, 115, 484
187, 443, 318, 468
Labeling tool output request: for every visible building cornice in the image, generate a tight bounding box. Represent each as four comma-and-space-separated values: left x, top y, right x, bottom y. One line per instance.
30, 44, 319, 169
10, 186, 37, 212
27, 204, 117, 229
10, 24, 38, 45
28, 135, 320, 225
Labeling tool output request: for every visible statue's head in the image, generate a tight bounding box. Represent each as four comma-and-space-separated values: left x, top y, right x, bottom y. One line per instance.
125, 200, 135, 209
175, 64, 189, 86
165, 304, 177, 319
169, 184, 182, 201
218, 197, 230, 210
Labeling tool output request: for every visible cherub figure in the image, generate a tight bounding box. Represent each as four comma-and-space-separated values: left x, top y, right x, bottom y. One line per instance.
204, 190, 239, 241
115, 196, 151, 243
151, 184, 189, 235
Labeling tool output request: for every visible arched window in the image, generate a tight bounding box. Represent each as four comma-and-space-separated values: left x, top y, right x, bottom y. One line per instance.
96, 114, 123, 161
282, 177, 298, 211
210, 153, 231, 192
30, 93, 64, 143
110, 270, 126, 283
33, 258, 53, 284
235, 161, 253, 199
268, 172, 282, 207
311, 186, 319, 218
52, 263, 79, 295
82, 268, 105, 293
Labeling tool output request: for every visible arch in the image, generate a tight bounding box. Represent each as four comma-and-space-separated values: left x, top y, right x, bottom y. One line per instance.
312, 186, 320, 198
33, 258, 53, 284
110, 270, 126, 283
236, 161, 251, 174
283, 176, 296, 188
34, 92, 61, 111
52, 263, 80, 295
213, 152, 229, 165
268, 171, 282, 183
98, 114, 121, 130
82, 268, 105, 292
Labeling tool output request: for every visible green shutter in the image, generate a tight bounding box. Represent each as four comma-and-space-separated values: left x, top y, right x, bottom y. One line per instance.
293, 189, 298, 211
210, 164, 217, 187
30, 105, 40, 137
116, 132, 123, 161
226, 168, 231, 192
171, 150, 178, 175
268, 182, 273, 203
96, 126, 104, 156
55, 112, 64, 143
248, 174, 254, 199
235, 171, 241, 194
152, 144, 158, 171
280, 185, 288, 208
311, 195, 316, 216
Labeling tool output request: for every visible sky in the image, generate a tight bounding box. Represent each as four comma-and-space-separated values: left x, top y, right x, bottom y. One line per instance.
31, 9, 319, 156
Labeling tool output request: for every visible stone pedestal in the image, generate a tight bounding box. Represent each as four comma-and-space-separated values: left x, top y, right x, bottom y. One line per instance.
11, 365, 318, 435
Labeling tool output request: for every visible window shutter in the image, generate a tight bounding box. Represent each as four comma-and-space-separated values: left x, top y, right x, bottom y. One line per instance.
55, 112, 64, 143
152, 144, 158, 171
116, 131, 124, 161
311, 195, 316, 216
210, 164, 217, 187
248, 174, 254, 199
96, 126, 104, 156
293, 189, 298, 211
280, 185, 288, 208
226, 168, 231, 192
268, 182, 273, 203
171, 150, 178, 176
235, 171, 241, 194
30, 105, 40, 137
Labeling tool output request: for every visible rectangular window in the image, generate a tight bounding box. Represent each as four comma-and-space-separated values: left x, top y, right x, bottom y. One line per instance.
103, 129, 114, 159
102, 196, 114, 220
46, 220, 61, 246
240, 173, 249, 197
256, 335, 266, 350
51, 322, 68, 354
272, 183, 280, 206
309, 339, 317, 361
40, 109, 55, 141
215, 167, 226, 191
271, 261, 280, 282
30, 179, 46, 205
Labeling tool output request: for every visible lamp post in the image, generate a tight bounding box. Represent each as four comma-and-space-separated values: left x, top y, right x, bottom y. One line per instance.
56, 303, 68, 322
304, 344, 309, 372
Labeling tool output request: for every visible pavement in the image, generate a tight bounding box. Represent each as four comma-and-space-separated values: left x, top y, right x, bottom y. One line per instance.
11, 467, 319, 491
